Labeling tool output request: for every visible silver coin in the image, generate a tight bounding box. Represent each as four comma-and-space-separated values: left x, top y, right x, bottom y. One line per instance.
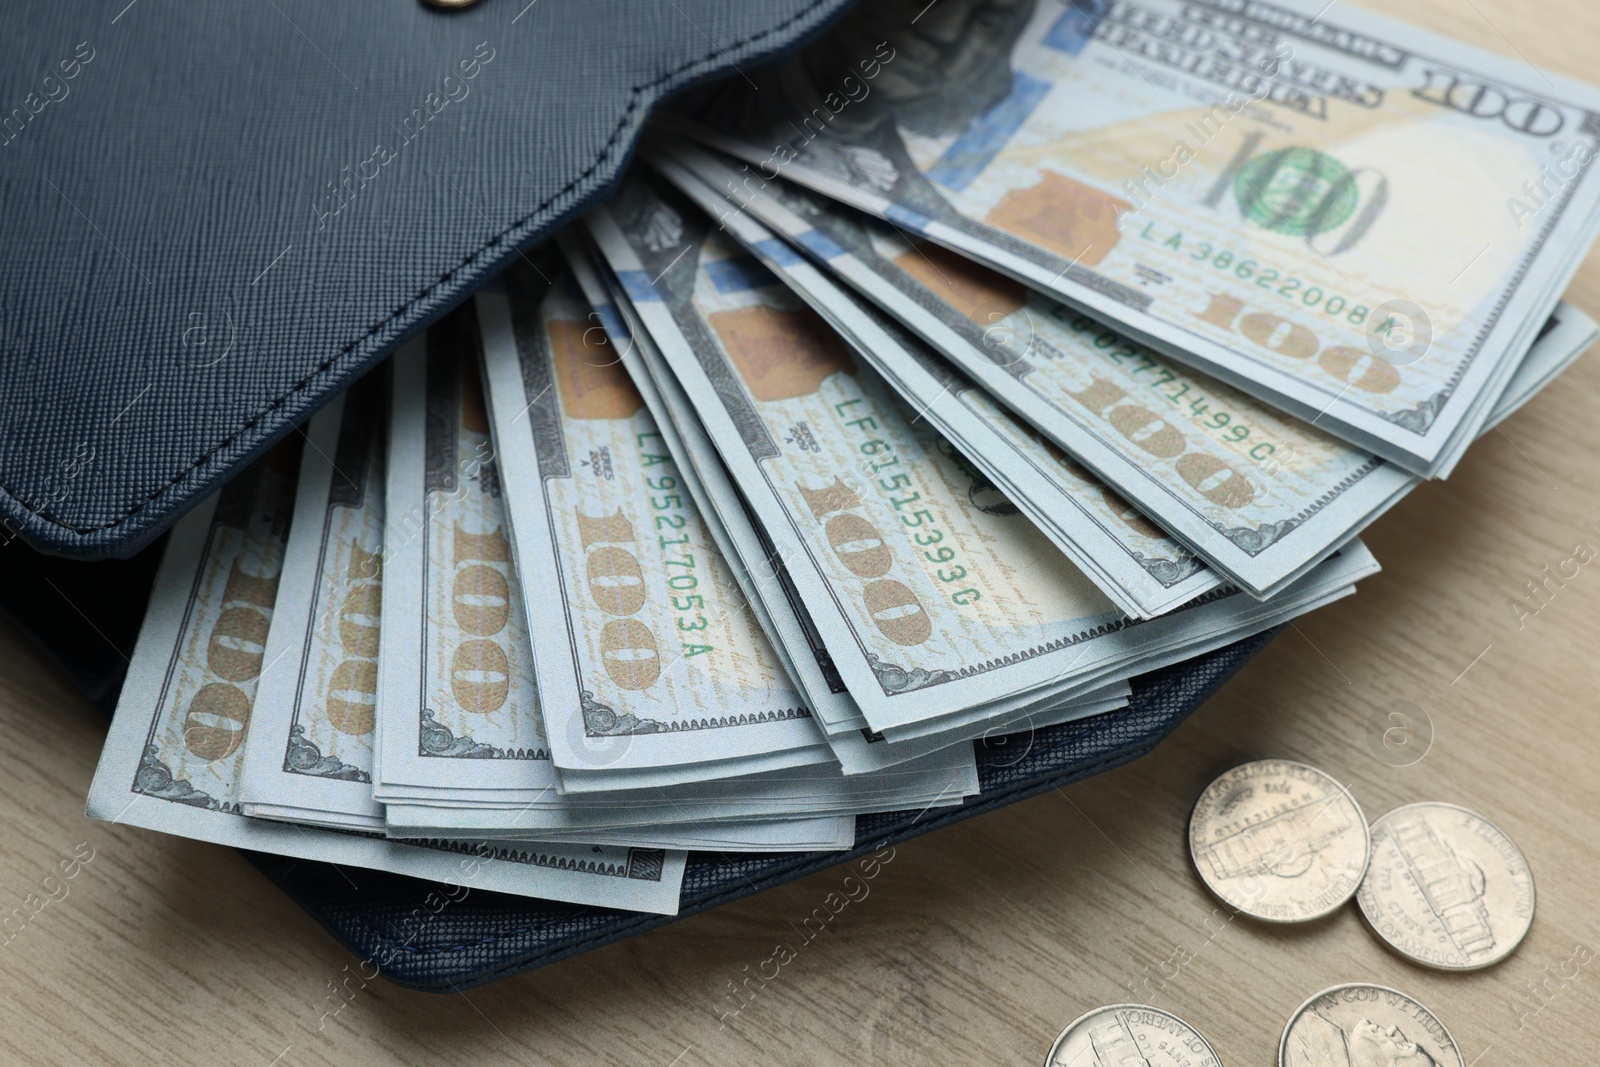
1279, 983, 1463, 1067
1045, 1004, 1221, 1067
1356, 801, 1535, 970
1188, 759, 1370, 922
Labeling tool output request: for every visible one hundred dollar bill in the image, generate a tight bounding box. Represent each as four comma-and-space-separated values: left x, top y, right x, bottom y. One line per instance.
386, 753, 980, 836
232, 357, 883, 850
476, 259, 836, 780
85, 441, 687, 915
594, 205, 1368, 743
377, 312, 817, 800
371, 315, 805, 804
238, 373, 390, 831
565, 234, 874, 737
375, 315, 563, 804
569, 234, 1131, 767
675, 0, 1600, 476
657, 145, 1218, 614
661, 144, 1598, 597
588, 170, 1380, 731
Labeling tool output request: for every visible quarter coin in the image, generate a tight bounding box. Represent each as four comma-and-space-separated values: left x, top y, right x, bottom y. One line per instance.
1356, 801, 1535, 969
1046, 1003, 1221, 1067
1189, 759, 1370, 922
1279, 983, 1463, 1067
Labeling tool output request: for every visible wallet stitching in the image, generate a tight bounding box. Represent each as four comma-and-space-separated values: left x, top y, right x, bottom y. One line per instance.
5, 0, 835, 539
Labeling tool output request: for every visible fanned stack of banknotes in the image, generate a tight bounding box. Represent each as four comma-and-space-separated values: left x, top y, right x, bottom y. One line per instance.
87, 0, 1600, 916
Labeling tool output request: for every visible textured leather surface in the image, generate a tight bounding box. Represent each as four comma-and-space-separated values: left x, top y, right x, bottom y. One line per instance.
0, 0, 856, 559
0, 531, 1277, 989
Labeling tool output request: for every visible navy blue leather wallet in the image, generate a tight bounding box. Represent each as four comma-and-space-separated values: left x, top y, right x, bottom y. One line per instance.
0, 0, 860, 560
0, 0, 1277, 988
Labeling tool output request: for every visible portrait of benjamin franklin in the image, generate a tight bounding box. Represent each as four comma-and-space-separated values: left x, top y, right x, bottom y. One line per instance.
1286, 1012, 1439, 1067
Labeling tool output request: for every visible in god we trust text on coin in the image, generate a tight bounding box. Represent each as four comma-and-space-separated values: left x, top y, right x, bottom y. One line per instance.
1280, 983, 1463, 1067
1189, 759, 1370, 922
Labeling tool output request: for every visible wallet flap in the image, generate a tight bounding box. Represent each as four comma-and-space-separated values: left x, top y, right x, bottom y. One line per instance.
0, 0, 852, 558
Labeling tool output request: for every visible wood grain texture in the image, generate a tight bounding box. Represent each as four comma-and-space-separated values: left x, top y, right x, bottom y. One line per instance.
4, 2, 1600, 1062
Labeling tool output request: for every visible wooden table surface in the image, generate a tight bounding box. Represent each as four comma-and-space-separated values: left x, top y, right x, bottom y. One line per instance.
6, 2, 1600, 1063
